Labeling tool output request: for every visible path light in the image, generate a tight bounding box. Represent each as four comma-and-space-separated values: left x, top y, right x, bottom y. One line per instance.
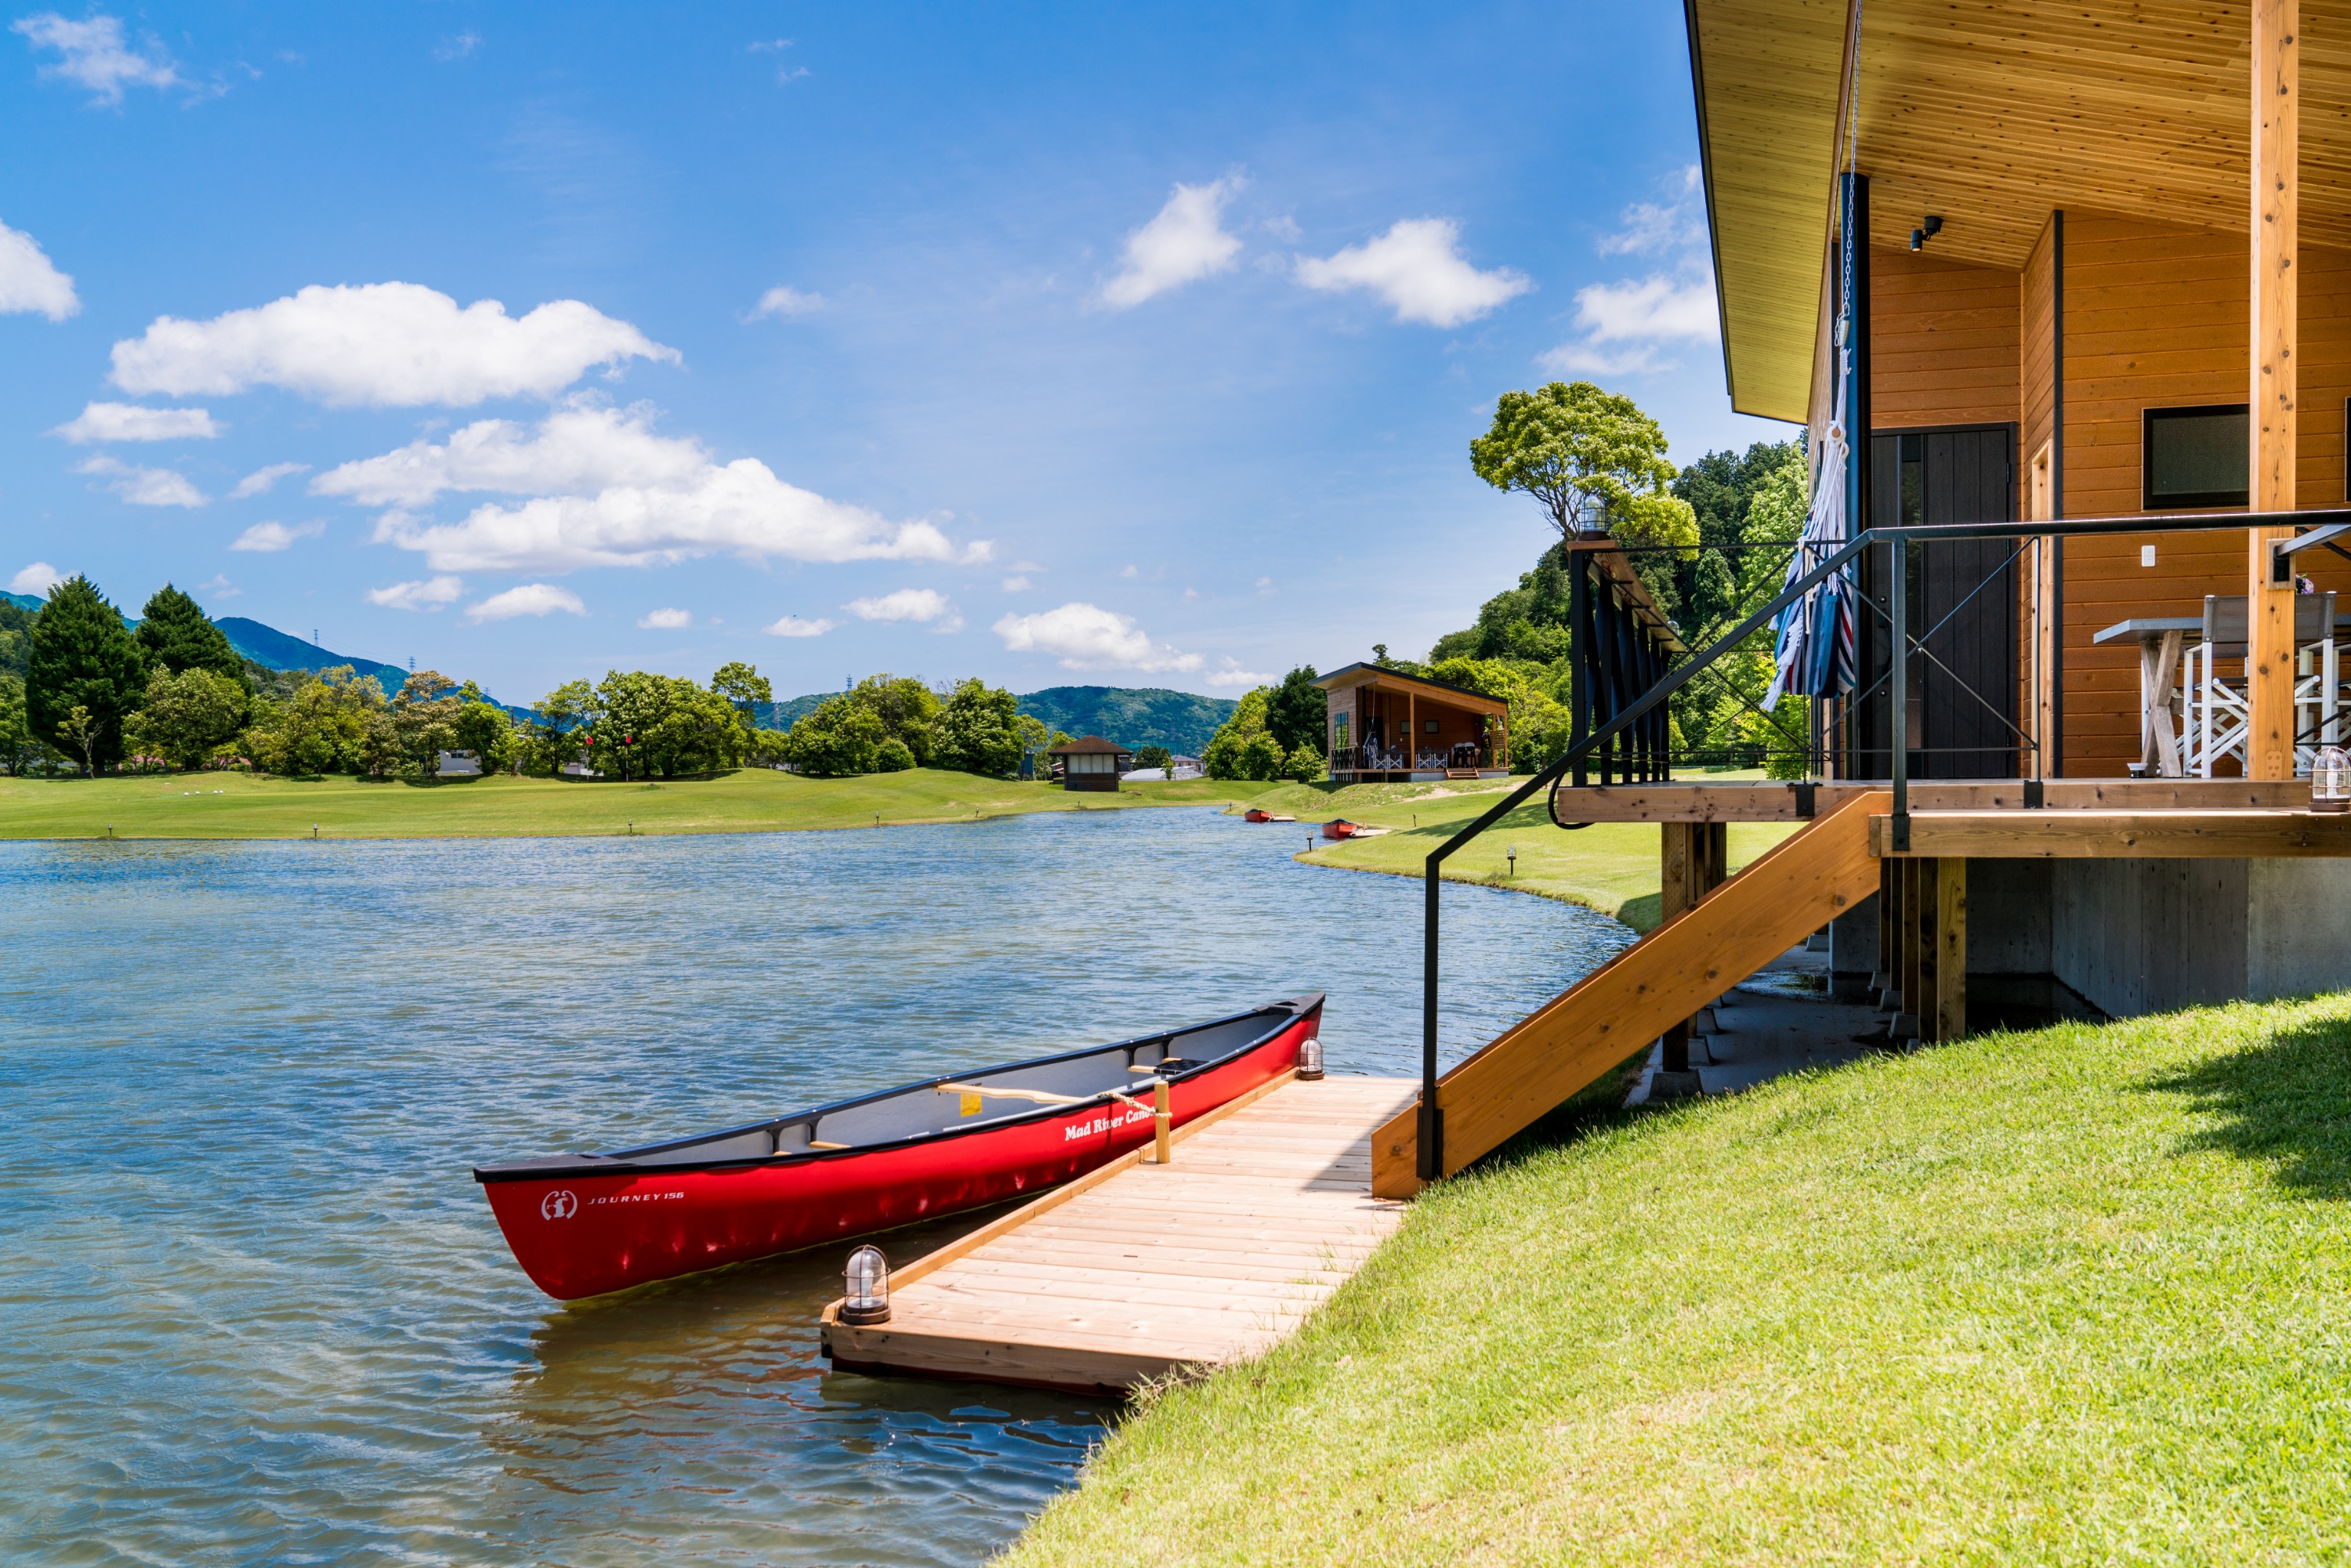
2317, 747, 2351, 813
841, 1246, 891, 1324
1296, 1035, 1324, 1081
1507, 844, 1517, 878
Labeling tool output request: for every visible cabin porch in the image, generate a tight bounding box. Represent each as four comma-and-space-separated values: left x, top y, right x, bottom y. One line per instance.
1315, 662, 1512, 783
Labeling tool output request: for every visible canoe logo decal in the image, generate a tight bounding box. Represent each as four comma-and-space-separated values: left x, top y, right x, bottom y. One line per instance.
540, 1190, 578, 1221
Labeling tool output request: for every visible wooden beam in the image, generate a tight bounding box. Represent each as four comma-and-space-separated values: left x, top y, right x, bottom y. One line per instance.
1871, 809, 2351, 858
2250, 0, 2299, 780
1936, 859, 1969, 1041
1553, 778, 2315, 823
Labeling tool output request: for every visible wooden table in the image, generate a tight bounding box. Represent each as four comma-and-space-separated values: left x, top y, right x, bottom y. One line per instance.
2092, 617, 2196, 777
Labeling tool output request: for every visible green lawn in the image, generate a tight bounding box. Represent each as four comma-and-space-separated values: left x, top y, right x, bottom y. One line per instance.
1006, 994, 2351, 1565
0, 767, 1245, 840
1244, 773, 1800, 932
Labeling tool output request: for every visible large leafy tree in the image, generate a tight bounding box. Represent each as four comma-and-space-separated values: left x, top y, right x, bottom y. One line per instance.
787, 696, 886, 776
136, 585, 247, 687
1469, 381, 1675, 538
1263, 665, 1326, 756
592, 670, 741, 779
930, 678, 1023, 776
244, 665, 382, 776
0, 672, 31, 773
712, 661, 773, 729
27, 576, 147, 773
849, 673, 942, 764
0, 598, 31, 681
388, 670, 464, 778
129, 667, 248, 770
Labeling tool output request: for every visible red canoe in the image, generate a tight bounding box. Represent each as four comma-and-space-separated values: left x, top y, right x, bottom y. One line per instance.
473, 994, 1326, 1301
1322, 819, 1360, 839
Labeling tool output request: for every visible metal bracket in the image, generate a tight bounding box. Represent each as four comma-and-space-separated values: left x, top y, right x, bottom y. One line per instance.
1415, 1100, 1444, 1182
1892, 811, 1911, 853
2023, 779, 2044, 809
2273, 523, 2351, 583
1794, 780, 1817, 819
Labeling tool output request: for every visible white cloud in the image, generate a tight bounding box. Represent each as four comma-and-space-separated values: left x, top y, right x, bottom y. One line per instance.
434, 31, 480, 62
230, 520, 324, 553
1571, 274, 1720, 342
365, 576, 464, 611
1255, 575, 1274, 595
194, 572, 239, 600
637, 607, 692, 628
751, 285, 824, 318
109, 281, 679, 407
330, 402, 989, 574
992, 601, 1201, 673
1118, 563, 1139, 578
76, 455, 204, 507
765, 614, 836, 637
9, 561, 63, 596
1597, 166, 1707, 256
1001, 574, 1033, 592
51, 401, 219, 443
467, 582, 585, 623
1097, 177, 1244, 310
0, 218, 78, 320
1205, 659, 1274, 689
230, 462, 309, 498
1538, 273, 1720, 378
13, 13, 179, 103
1295, 218, 1531, 328
844, 586, 962, 632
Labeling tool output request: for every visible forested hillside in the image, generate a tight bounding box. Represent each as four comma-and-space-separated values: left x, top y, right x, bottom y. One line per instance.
1015, 686, 1237, 755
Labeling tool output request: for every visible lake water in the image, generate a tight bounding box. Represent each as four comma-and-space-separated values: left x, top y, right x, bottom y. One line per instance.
0, 807, 1628, 1566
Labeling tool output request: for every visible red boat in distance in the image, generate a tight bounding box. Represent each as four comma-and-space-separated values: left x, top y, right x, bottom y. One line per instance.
473, 995, 1325, 1301
1322, 819, 1360, 839
1243, 809, 1297, 824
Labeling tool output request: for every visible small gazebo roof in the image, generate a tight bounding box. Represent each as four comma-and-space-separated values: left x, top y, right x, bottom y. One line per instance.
1049, 734, 1131, 754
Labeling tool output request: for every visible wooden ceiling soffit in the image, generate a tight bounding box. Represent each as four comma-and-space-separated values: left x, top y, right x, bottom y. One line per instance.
1687, 0, 1850, 424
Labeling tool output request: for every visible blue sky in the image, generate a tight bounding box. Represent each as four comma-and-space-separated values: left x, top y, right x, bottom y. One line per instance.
0, 2, 1787, 704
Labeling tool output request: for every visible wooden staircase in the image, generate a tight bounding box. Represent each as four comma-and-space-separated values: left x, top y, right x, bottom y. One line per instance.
1371, 790, 1889, 1198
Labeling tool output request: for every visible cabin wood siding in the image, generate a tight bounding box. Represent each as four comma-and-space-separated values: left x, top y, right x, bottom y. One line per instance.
1867, 245, 2023, 449
2048, 215, 2351, 775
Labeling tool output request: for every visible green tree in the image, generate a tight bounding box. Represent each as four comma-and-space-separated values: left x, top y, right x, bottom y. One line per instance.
27, 577, 147, 773
244, 665, 383, 776
1202, 686, 1275, 780
712, 661, 773, 729
388, 671, 464, 780
849, 674, 943, 763
1470, 380, 1675, 539
1236, 733, 1285, 780
931, 678, 1023, 776
454, 683, 521, 774
136, 585, 247, 687
875, 736, 917, 772
1134, 744, 1173, 772
0, 598, 31, 682
0, 672, 33, 773
128, 667, 249, 770
786, 694, 887, 776
1264, 665, 1326, 755
56, 704, 98, 776
1281, 739, 1325, 782
531, 679, 603, 775
593, 670, 739, 779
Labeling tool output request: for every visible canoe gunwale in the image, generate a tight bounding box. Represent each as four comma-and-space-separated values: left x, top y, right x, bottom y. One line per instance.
471, 992, 1324, 1186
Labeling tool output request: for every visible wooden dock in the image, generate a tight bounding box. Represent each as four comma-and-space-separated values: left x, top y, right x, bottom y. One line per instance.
820, 1072, 1416, 1395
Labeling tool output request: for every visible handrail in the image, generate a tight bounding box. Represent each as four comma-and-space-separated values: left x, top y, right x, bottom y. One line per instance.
1413, 505, 2351, 1179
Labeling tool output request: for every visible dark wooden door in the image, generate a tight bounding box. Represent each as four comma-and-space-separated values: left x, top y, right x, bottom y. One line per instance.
1853, 426, 2018, 778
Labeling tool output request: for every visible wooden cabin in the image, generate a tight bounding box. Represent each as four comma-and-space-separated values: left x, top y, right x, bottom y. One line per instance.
1048, 734, 1132, 791
1315, 664, 1512, 782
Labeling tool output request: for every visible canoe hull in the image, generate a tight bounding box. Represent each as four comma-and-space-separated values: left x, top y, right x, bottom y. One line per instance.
480, 1001, 1321, 1301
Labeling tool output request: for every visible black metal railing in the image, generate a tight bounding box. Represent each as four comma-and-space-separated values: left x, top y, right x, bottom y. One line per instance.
1414, 508, 2351, 1179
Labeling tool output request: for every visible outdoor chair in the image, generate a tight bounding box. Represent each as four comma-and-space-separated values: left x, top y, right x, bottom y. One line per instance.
2181, 592, 2338, 777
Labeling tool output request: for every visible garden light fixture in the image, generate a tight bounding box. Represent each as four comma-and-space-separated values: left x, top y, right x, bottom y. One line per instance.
1295, 1035, 1324, 1081
2316, 747, 2350, 812
841, 1245, 891, 1324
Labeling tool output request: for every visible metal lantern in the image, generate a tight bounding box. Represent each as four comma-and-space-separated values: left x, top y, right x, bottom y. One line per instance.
2317, 746, 2351, 813
841, 1245, 891, 1324
1295, 1035, 1324, 1081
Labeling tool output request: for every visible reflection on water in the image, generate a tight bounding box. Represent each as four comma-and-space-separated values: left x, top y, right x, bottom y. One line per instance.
0, 808, 1626, 1565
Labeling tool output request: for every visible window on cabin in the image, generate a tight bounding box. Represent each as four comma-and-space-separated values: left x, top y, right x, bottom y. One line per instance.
2143, 404, 2248, 510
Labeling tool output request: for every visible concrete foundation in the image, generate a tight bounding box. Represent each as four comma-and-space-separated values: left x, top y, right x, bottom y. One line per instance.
1829, 853, 2351, 1024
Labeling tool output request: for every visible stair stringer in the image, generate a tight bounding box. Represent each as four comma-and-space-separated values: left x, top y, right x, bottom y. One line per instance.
1371, 790, 1889, 1198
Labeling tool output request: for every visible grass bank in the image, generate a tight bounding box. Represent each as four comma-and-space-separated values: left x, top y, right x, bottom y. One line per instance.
1239, 773, 1799, 932
0, 768, 1244, 840
1007, 994, 2351, 1564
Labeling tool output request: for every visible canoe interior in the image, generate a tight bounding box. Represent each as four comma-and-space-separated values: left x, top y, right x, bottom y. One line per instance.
476, 1001, 1308, 1179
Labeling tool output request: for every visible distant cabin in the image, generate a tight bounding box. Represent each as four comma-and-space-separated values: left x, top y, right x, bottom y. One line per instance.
437, 750, 483, 777
1049, 735, 1134, 792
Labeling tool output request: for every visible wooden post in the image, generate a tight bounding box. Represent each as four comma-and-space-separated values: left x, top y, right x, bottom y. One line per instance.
1407, 690, 1417, 774
1899, 859, 1926, 1030
2250, 0, 2299, 780
1936, 858, 1968, 1041
1661, 823, 1697, 1073
1912, 860, 1939, 1040
1877, 852, 1900, 998
1153, 1078, 1172, 1165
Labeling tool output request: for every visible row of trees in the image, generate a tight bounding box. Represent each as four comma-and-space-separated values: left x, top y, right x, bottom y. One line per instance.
0, 574, 1066, 785
1201, 668, 1327, 782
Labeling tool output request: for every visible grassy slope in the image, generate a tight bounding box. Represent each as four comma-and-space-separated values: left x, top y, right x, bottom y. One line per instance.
1243, 774, 1800, 933
1008, 996, 2351, 1565
0, 768, 1244, 840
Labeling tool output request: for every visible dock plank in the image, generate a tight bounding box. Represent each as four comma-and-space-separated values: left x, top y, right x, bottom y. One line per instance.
823, 1074, 1416, 1394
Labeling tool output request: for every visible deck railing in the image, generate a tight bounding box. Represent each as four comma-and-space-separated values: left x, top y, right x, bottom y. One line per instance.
1415, 508, 2351, 1179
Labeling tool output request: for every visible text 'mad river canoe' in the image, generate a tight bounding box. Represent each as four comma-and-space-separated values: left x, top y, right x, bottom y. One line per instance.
474, 994, 1325, 1301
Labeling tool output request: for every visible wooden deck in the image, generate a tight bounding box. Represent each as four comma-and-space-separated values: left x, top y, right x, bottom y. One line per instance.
1556, 778, 2315, 822
821, 1073, 1416, 1396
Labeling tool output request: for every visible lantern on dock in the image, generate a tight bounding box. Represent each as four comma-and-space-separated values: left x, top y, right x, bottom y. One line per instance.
1295, 1035, 1324, 1081
2316, 747, 2351, 813
841, 1245, 891, 1324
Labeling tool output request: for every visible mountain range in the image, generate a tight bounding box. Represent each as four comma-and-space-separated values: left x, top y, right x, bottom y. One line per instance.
3, 596, 1241, 752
